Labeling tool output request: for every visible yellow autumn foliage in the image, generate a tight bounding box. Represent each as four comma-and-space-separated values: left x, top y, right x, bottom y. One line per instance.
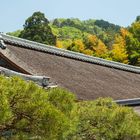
111, 35, 128, 64
56, 40, 63, 48
94, 40, 108, 57
83, 49, 93, 56
88, 34, 98, 46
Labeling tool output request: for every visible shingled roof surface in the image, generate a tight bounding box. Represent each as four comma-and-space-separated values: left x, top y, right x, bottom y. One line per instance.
1, 34, 140, 100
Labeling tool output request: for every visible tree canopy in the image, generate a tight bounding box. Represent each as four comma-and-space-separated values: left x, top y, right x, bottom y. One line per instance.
8, 12, 140, 66
0, 76, 140, 139
0, 76, 77, 139
19, 11, 56, 45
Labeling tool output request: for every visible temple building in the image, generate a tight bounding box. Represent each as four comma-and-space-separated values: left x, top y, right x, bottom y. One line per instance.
0, 33, 140, 114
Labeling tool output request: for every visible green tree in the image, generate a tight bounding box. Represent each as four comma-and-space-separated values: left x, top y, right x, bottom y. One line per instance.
126, 35, 140, 66
0, 76, 77, 140
75, 98, 140, 140
51, 18, 120, 47
0, 76, 140, 140
123, 20, 140, 65
129, 21, 140, 42
55, 26, 84, 40
136, 16, 140, 22
7, 30, 22, 37
19, 11, 56, 45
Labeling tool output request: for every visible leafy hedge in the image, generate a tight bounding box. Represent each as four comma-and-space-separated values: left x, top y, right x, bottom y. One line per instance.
0, 75, 140, 140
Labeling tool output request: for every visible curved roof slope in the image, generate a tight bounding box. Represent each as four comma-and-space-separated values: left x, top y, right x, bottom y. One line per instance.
0, 34, 140, 100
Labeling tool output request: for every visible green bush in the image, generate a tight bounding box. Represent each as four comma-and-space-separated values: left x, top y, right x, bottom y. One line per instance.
0, 76, 77, 140
0, 75, 140, 140
75, 98, 140, 140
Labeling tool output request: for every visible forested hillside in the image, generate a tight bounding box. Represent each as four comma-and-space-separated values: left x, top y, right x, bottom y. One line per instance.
8, 12, 140, 66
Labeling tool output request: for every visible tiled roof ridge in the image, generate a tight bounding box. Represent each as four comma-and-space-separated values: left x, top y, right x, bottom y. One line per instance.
1, 33, 140, 74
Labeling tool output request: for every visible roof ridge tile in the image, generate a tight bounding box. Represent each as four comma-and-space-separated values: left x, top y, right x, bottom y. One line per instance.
1, 33, 140, 74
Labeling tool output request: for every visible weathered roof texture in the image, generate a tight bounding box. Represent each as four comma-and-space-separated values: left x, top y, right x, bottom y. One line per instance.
0, 33, 140, 101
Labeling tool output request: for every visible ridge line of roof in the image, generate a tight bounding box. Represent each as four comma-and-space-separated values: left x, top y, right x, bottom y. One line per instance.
1, 33, 140, 74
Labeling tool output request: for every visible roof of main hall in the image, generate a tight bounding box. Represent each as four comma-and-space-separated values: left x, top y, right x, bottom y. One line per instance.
0, 33, 140, 100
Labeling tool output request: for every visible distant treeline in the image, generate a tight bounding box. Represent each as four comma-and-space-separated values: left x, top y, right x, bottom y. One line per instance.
8, 12, 140, 66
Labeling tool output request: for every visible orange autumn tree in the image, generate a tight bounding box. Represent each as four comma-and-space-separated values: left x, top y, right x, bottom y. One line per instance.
85, 34, 108, 58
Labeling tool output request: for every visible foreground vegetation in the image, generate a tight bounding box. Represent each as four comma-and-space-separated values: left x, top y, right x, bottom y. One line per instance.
8, 12, 140, 66
0, 75, 140, 140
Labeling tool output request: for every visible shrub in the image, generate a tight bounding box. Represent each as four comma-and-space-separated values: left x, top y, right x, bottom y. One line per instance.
75, 98, 140, 140
0, 75, 140, 140
0, 76, 77, 140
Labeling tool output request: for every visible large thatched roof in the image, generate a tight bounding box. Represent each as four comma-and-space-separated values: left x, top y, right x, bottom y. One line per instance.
0, 34, 140, 101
